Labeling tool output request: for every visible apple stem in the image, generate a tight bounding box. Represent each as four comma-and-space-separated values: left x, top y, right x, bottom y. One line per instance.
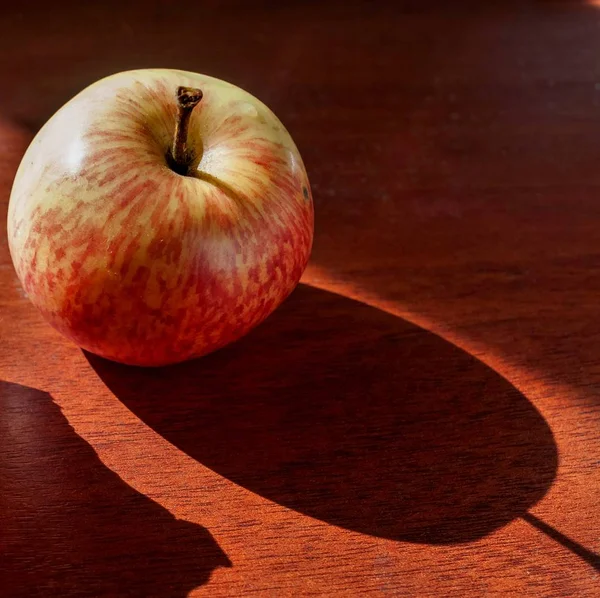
170, 86, 203, 175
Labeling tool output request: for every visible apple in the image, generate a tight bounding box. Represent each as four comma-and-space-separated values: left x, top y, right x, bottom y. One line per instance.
7, 69, 313, 366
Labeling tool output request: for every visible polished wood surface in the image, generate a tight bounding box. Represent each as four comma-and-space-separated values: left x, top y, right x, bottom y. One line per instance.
1, 1, 599, 595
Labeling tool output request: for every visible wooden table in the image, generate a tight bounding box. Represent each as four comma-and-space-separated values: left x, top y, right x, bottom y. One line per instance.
1, 1, 599, 595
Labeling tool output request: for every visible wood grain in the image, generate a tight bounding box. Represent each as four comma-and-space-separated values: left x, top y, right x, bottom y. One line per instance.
1, 1, 599, 596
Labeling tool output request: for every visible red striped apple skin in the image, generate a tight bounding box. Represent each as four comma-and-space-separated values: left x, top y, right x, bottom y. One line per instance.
8, 69, 313, 366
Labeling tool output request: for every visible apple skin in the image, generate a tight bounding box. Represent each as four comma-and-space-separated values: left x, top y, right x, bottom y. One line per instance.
7, 69, 313, 366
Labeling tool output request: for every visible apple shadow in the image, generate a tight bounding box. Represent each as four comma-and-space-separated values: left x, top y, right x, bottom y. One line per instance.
88, 284, 558, 544
0, 381, 231, 597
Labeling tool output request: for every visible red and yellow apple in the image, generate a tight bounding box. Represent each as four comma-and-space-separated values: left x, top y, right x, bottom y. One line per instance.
7, 69, 313, 366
